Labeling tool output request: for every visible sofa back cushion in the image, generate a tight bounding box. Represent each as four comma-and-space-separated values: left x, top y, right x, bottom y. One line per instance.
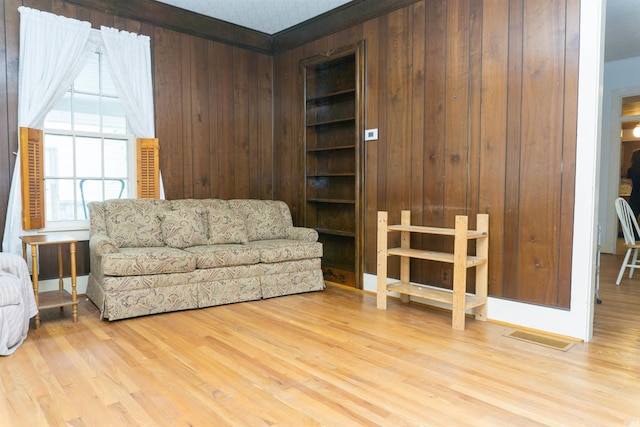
159, 208, 208, 248
207, 208, 248, 244
104, 199, 168, 247
168, 198, 229, 212
228, 200, 292, 241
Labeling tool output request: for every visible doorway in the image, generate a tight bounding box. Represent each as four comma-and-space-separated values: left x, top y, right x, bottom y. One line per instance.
616, 95, 640, 251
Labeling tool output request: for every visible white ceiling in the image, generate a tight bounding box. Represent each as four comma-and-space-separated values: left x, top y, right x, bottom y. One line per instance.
153, 0, 351, 34
155, 0, 640, 61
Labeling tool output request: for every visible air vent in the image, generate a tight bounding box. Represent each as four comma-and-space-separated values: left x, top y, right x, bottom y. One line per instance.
504, 329, 576, 351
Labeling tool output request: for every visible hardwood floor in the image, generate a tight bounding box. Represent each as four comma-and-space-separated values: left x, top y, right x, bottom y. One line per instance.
2, 253, 639, 426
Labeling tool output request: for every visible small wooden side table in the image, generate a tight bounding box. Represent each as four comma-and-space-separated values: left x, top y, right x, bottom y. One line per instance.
20, 234, 78, 328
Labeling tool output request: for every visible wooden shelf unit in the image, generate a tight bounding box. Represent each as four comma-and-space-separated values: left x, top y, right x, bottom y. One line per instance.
377, 210, 489, 330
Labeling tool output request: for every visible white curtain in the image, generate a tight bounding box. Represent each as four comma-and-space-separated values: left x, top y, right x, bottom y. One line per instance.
100, 27, 155, 138
2, 7, 95, 256
3, 8, 163, 256
100, 26, 164, 197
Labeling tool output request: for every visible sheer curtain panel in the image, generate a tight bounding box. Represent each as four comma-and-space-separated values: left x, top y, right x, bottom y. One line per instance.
100, 26, 164, 197
100, 27, 155, 138
2, 7, 95, 255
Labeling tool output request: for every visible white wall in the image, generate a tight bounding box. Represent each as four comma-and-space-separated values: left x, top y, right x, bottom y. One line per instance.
599, 56, 640, 254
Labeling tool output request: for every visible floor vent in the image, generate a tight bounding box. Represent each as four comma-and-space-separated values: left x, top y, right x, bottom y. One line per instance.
504, 330, 575, 352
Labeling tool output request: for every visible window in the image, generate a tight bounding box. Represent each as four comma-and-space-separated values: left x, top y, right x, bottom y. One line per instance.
43, 51, 134, 224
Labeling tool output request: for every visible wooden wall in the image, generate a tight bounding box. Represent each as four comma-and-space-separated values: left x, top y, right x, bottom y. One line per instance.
0, 0, 273, 277
0, 0, 580, 307
273, 0, 579, 308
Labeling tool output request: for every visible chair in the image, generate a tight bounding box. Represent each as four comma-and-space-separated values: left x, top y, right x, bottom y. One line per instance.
79, 178, 125, 219
614, 197, 640, 285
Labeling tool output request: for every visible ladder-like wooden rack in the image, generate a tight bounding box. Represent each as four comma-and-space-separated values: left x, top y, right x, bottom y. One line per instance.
377, 210, 489, 330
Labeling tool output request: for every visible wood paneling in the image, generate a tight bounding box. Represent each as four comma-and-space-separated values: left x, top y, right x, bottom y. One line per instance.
421, 0, 447, 286
479, 2, 509, 298
273, 0, 579, 308
38, 240, 90, 279
518, 0, 566, 305
0, 0, 580, 308
559, 0, 580, 308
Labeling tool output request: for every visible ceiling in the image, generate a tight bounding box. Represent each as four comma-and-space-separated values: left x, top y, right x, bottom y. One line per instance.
153, 0, 352, 34
605, 0, 640, 62
153, 0, 640, 62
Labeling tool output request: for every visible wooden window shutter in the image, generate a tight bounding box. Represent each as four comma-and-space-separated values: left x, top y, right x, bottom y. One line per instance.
19, 127, 45, 230
137, 137, 160, 199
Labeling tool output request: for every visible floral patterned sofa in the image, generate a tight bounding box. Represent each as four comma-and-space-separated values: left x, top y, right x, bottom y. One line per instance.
86, 199, 324, 320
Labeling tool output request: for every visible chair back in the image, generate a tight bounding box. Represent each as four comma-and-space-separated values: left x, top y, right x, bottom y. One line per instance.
615, 197, 640, 245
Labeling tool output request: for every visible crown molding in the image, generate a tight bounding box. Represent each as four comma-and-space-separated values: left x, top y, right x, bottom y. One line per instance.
63, 0, 273, 54
63, 0, 421, 55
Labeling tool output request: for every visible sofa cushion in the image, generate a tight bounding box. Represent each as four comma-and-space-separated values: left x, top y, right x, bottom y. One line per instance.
159, 208, 208, 248
207, 209, 248, 244
104, 199, 168, 248
228, 200, 289, 241
184, 245, 259, 268
247, 239, 323, 263
101, 247, 196, 276
286, 226, 319, 242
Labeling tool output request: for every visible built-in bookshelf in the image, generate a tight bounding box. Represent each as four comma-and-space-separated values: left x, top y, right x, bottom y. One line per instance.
302, 44, 363, 287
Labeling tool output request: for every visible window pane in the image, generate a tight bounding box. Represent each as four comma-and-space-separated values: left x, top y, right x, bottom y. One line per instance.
73, 93, 100, 132
76, 137, 102, 177
75, 52, 100, 94
44, 92, 72, 130
78, 179, 103, 219
44, 134, 73, 178
45, 179, 76, 221
102, 97, 127, 134
104, 139, 128, 177
105, 179, 128, 200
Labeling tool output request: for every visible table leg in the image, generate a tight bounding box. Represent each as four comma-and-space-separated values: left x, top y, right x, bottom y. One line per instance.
31, 244, 40, 328
70, 242, 77, 323
57, 244, 64, 313
57, 244, 64, 290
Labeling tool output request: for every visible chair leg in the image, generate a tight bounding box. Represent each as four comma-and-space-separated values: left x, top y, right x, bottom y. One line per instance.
617, 248, 633, 285
630, 249, 639, 279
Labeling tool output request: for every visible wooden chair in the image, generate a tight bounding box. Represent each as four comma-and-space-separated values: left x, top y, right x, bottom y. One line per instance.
614, 197, 640, 285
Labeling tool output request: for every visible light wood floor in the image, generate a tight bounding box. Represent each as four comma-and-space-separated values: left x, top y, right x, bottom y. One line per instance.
2, 253, 639, 426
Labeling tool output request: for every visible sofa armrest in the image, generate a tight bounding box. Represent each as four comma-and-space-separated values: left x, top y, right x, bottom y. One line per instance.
90, 234, 120, 256
286, 227, 318, 242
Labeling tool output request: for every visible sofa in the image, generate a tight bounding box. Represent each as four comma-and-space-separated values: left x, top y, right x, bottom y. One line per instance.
86, 198, 325, 320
